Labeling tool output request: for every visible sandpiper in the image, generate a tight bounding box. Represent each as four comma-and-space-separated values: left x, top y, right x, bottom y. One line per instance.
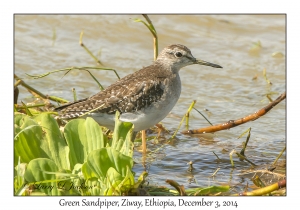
55, 44, 222, 137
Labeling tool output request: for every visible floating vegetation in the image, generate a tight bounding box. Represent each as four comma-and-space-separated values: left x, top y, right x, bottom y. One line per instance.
249, 40, 262, 56
272, 51, 284, 58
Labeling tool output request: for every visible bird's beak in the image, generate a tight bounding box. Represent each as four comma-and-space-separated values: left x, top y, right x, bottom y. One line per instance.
195, 59, 223, 68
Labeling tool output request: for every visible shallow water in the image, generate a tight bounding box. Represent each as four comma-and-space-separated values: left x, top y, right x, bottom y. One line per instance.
14, 14, 286, 193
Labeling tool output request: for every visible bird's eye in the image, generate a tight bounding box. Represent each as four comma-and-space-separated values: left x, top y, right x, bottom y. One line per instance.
175, 52, 182, 57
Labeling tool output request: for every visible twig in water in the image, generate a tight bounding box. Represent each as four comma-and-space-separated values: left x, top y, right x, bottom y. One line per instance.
172, 100, 196, 138
193, 107, 213, 126
182, 92, 286, 134
272, 146, 286, 166
239, 128, 251, 160
210, 168, 221, 177
212, 151, 221, 161
79, 31, 104, 66
72, 88, 77, 101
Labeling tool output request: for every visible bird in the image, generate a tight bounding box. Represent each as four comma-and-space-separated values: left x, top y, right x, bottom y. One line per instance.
54, 44, 222, 139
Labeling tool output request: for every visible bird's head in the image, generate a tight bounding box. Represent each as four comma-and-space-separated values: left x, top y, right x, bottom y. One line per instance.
156, 44, 222, 72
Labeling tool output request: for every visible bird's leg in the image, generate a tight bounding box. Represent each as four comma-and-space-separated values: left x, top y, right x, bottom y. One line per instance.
142, 130, 147, 153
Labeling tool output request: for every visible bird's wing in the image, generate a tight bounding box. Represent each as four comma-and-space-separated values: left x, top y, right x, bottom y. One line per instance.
55, 70, 166, 119
54, 98, 88, 111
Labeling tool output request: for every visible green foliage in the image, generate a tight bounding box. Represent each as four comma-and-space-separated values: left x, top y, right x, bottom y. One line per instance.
14, 112, 70, 170
147, 184, 230, 196
14, 111, 136, 196
64, 117, 107, 169
14, 157, 26, 195
192, 185, 230, 196
111, 112, 134, 157
24, 158, 61, 195
34, 113, 70, 170
82, 148, 134, 195
82, 148, 133, 180
14, 113, 44, 166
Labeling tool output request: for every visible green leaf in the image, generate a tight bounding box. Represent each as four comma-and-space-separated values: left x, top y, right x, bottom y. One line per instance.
15, 183, 29, 196
134, 18, 155, 35
104, 167, 123, 195
14, 113, 44, 166
21, 101, 33, 116
34, 113, 70, 170
110, 166, 134, 195
64, 117, 106, 169
14, 157, 27, 195
193, 185, 230, 196
85, 177, 101, 195
24, 158, 61, 195
101, 166, 134, 195
111, 112, 134, 157
73, 163, 83, 175
82, 147, 133, 180
14, 113, 70, 170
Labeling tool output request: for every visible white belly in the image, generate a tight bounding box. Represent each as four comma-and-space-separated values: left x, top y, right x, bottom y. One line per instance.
91, 74, 181, 132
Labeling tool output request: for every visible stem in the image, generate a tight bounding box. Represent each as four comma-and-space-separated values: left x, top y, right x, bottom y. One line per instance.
72, 88, 77, 101
272, 146, 286, 166
193, 107, 213, 126
142, 14, 158, 59
14, 74, 68, 104
235, 152, 256, 166
172, 100, 196, 138
212, 151, 221, 160
79, 31, 104, 66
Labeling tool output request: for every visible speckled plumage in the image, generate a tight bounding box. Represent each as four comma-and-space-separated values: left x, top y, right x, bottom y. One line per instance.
55, 44, 222, 131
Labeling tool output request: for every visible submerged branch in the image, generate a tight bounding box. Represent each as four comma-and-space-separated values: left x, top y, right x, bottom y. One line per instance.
182, 92, 286, 134
166, 179, 187, 196
238, 179, 286, 196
